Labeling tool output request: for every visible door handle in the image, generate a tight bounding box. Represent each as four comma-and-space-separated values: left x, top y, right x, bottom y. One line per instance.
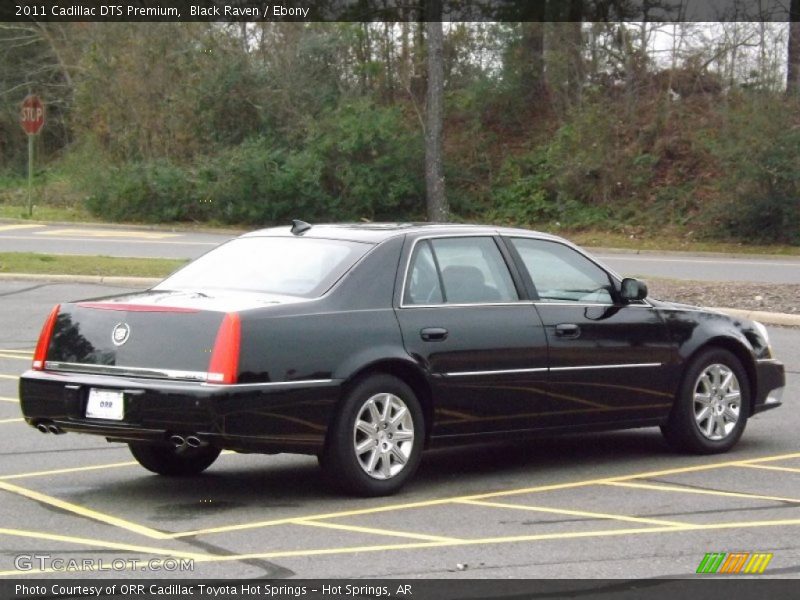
420, 327, 448, 342
555, 323, 581, 338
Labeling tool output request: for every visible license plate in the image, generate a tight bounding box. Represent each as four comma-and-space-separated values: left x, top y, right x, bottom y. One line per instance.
86, 389, 124, 420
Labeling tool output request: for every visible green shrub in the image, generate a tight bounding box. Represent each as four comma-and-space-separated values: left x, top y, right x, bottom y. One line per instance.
80, 99, 424, 225
83, 162, 201, 223
307, 99, 424, 221
708, 96, 800, 244
486, 149, 557, 225
201, 140, 329, 225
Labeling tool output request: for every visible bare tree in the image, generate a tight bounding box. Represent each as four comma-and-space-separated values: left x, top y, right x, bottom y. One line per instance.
789, 0, 800, 94
425, 1, 448, 221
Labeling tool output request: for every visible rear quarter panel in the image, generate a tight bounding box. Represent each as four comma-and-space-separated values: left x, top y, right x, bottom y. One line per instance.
236, 236, 407, 384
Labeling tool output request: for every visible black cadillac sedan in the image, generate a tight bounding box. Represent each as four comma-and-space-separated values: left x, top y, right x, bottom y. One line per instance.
19, 222, 785, 496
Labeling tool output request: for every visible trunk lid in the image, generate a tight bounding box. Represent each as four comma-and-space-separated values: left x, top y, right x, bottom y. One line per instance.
43, 290, 300, 380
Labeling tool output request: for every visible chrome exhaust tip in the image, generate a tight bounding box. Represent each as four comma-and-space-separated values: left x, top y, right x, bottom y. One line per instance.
185, 435, 206, 448
36, 423, 50, 434
169, 434, 186, 448
47, 425, 64, 435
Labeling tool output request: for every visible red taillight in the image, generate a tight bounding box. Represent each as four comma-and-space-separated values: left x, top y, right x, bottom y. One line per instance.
32, 304, 60, 370
206, 312, 241, 384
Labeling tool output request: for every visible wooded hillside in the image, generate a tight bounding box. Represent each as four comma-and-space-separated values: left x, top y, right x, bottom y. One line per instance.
1, 18, 799, 243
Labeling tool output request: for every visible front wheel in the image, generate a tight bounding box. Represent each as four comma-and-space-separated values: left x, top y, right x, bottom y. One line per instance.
129, 442, 221, 476
661, 348, 749, 454
322, 374, 424, 496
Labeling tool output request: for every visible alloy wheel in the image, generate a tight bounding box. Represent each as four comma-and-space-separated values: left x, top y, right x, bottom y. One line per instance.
693, 363, 741, 441
353, 393, 415, 480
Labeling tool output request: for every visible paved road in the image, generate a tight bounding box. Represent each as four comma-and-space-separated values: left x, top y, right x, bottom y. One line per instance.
594, 250, 800, 285
2, 222, 799, 284
0, 222, 224, 260
0, 282, 797, 579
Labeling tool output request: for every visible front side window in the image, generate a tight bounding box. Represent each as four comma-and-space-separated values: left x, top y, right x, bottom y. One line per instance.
156, 237, 372, 298
509, 238, 614, 304
404, 236, 519, 305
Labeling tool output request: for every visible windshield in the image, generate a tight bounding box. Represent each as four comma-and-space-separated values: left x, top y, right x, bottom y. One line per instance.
156, 237, 373, 298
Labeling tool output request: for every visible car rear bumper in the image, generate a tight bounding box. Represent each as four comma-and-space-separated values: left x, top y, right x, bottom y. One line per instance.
752, 359, 785, 415
19, 370, 342, 454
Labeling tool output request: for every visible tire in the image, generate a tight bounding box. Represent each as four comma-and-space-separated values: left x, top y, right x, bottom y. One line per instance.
322, 374, 424, 496
128, 442, 221, 476
661, 348, 750, 454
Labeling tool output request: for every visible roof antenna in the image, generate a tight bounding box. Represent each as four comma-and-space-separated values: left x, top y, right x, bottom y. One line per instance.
290, 220, 312, 235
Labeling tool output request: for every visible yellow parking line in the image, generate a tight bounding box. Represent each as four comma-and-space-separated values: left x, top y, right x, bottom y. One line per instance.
0, 460, 139, 481
0, 349, 33, 355
0, 224, 43, 232
0, 480, 170, 540
0, 374, 19, 380
736, 464, 800, 475
689, 518, 800, 531
0, 418, 23, 424
0, 396, 18, 403
37, 228, 180, 239
1, 235, 214, 247
295, 519, 461, 543
603, 481, 800, 504
0, 528, 205, 563
172, 451, 800, 539
0, 353, 31, 361
458, 499, 690, 528
1, 449, 795, 548
195, 516, 800, 563
0, 450, 235, 481
171, 501, 460, 539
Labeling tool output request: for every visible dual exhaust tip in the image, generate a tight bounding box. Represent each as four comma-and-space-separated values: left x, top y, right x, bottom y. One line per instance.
169, 434, 206, 449
36, 422, 64, 435
35, 422, 205, 449
36, 423, 206, 448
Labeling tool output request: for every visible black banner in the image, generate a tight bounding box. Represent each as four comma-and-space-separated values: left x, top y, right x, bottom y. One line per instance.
4, 580, 800, 600
0, 0, 798, 23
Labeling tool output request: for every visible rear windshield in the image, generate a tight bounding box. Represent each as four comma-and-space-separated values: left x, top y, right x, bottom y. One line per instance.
156, 237, 373, 298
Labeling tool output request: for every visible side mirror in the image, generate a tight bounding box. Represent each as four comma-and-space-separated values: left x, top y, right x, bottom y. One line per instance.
620, 278, 648, 302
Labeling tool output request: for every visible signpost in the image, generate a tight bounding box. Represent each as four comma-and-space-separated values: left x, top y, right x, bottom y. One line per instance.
20, 95, 45, 217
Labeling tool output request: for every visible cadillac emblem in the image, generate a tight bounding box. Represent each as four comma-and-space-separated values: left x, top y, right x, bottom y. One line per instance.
111, 322, 131, 346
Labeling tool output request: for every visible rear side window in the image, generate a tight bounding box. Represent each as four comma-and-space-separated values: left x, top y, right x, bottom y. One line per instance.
404, 237, 518, 305
404, 241, 443, 305
156, 237, 372, 298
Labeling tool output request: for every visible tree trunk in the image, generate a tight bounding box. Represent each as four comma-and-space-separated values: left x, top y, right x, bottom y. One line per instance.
544, 0, 584, 113
425, 3, 448, 221
519, 0, 547, 101
788, 0, 800, 95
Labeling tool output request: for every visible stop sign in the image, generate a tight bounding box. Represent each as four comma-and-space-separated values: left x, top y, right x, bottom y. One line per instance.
20, 95, 45, 135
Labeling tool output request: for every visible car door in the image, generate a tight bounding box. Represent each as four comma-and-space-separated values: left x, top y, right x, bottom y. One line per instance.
395, 235, 550, 438
504, 237, 675, 426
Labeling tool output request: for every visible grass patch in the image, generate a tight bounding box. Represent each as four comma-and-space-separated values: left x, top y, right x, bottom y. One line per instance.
0, 252, 187, 278
0, 204, 243, 233
0, 204, 98, 222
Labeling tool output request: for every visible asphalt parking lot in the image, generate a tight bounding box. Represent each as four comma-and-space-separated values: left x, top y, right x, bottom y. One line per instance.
0, 281, 798, 579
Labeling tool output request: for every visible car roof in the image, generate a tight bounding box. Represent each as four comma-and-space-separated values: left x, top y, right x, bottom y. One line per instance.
240, 222, 568, 244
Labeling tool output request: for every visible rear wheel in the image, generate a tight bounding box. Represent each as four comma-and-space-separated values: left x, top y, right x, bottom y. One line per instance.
323, 374, 424, 496
661, 348, 749, 454
129, 442, 221, 476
